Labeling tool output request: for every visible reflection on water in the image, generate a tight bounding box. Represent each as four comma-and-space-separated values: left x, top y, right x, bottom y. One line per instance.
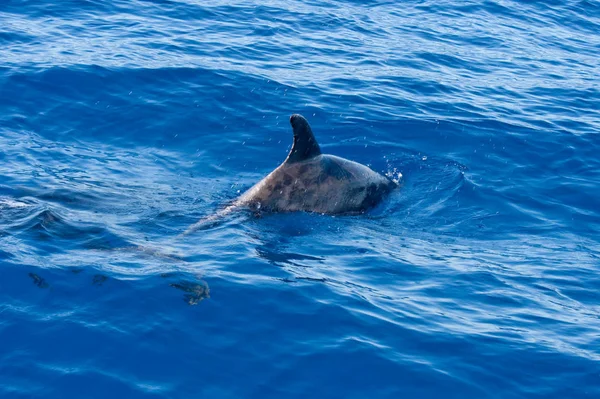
169, 280, 210, 305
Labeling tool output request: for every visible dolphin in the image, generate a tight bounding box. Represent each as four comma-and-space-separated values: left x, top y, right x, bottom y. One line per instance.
183, 114, 397, 234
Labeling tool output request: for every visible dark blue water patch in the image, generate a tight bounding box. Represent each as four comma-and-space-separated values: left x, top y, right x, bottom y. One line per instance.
0, 248, 13, 260
0, 31, 35, 46
0, 66, 297, 149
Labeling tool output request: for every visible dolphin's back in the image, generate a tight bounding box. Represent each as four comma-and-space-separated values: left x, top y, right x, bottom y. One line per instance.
238, 154, 396, 214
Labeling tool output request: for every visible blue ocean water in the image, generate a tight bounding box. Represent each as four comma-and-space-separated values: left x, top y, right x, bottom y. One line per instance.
1, 0, 600, 397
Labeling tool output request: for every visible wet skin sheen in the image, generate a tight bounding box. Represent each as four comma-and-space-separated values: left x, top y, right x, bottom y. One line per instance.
236, 114, 397, 214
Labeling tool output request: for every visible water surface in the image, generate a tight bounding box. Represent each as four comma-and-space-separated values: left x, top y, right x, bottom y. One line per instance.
1, 1, 599, 398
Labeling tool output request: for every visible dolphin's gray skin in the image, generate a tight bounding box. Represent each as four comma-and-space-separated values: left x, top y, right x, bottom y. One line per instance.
183, 114, 397, 234
238, 114, 396, 214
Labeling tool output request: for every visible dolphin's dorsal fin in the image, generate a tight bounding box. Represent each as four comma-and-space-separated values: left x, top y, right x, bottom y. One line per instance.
285, 114, 321, 163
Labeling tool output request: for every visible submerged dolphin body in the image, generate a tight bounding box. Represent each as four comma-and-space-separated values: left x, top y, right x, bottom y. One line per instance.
183, 114, 397, 234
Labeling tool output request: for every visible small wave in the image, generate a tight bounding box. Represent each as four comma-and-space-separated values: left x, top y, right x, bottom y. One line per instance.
0, 197, 31, 209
